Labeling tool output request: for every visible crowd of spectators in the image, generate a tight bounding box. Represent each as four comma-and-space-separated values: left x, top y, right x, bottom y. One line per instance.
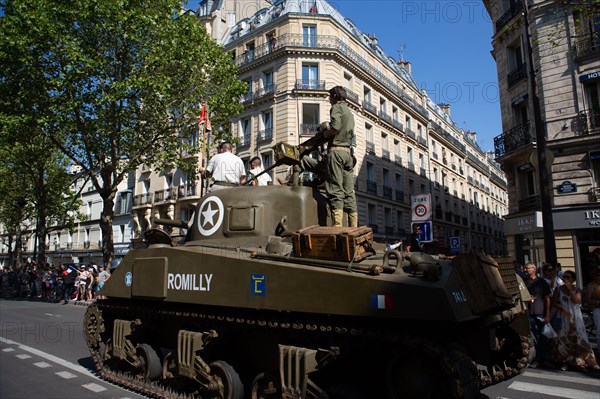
0, 260, 110, 304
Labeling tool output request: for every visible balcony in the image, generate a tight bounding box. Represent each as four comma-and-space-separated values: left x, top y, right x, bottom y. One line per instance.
242, 91, 253, 103
574, 109, 600, 135
518, 195, 540, 212
237, 133, 252, 149
383, 185, 392, 200
253, 84, 276, 100
573, 36, 600, 59
394, 155, 402, 166
379, 110, 392, 124
589, 187, 600, 202
432, 152, 438, 160
395, 190, 404, 203
382, 149, 390, 160
257, 128, 273, 143
384, 226, 394, 236
368, 224, 379, 233
494, 121, 535, 158
507, 64, 527, 88
133, 193, 153, 207
392, 119, 404, 132
155, 188, 176, 203
367, 180, 377, 195
417, 136, 427, 147
295, 79, 326, 91
407, 162, 415, 172
345, 89, 359, 104
365, 141, 376, 155
300, 123, 319, 136
420, 167, 426, 177
362, 100, 377, 115
495, 1, 523, 32
405, 128, 416, 141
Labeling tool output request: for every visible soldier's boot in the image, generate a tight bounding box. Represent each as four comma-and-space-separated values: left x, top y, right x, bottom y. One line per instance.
347, 212, 358, 228
332, 209, 344, 227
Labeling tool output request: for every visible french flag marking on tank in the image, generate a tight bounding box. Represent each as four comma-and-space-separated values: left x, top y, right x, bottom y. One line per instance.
371, 294, 392, 310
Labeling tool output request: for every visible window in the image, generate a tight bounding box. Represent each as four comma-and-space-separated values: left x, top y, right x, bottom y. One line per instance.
381, 132, 388, 151
395, 173, 402, 190
379, 98, 387, 114
405, 115, 411, 131
263, 70, 273, 91
245, 42, 255, 62
364, 87, 371, 103
261, 111, 273, 130
584, 80, 600, 128
303, 25, 317, 47
392, 106, 399, 122
301, 103, 319, 135
367, 162, 375, 181
365, 123, 373, 143
368, 203, 377, 226
344, 73, 352, 92
407, 147, 413, 164
241, 118, 251, 142
383, 168, 390, 187
301, 64, 318, 89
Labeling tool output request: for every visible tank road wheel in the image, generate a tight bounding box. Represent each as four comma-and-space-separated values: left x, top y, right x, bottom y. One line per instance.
385, 351, 445, 399
251, 372, 280, 399
83, 304, 104, 349
209, 361, 244, 399
134, 343, 162, 381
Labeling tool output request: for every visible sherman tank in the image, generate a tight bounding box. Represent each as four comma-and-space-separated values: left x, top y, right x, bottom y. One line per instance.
84, 167, 532, 399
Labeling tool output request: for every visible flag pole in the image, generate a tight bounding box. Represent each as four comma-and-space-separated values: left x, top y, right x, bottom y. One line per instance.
199, 102, 207, 197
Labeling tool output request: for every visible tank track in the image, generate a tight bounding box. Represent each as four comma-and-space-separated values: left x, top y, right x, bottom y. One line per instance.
84, 299, 529, 398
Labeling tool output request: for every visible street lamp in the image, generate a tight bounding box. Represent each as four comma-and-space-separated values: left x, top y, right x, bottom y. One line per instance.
521, 0, 557, 266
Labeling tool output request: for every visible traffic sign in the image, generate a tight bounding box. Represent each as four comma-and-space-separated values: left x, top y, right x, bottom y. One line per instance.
411, 194, 431, 221
412, 221, 433, 243
450, 236, 460, 254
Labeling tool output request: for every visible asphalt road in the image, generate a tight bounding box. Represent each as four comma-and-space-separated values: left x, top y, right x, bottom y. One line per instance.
0, 298, 598, 399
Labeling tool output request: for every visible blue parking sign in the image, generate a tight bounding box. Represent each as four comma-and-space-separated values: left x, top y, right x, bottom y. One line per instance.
450, 237, 460, 254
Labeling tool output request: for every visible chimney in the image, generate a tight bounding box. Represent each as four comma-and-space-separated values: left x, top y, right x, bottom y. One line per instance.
439, 103, 451, 116
397, 60, 411, 75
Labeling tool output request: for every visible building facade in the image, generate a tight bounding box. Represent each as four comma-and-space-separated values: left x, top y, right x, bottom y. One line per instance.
0, 0, 511, 268
483, 0, 600, 282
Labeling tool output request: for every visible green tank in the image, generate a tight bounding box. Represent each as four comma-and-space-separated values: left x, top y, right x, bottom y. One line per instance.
83, 176, 531, 399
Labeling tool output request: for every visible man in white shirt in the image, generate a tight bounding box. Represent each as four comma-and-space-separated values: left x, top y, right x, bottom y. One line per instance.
248, 156, 272, 186
199, 142, 246, 192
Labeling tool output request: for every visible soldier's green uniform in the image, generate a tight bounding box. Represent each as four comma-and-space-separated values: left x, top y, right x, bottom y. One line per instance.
301, 99, 356, 222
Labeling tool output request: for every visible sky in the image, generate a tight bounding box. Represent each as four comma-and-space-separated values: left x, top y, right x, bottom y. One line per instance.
187, 0, 501, 151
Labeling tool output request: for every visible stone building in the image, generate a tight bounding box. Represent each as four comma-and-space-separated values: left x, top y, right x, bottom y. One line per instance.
0, 0, 510, 268
483, 0, 600, 281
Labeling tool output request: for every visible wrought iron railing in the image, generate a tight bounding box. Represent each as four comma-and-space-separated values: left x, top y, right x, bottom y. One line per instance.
295, 79, 326, 91
573, 36, 600, 59
573, 109, 600, 135
494, 121, 535, 158
383, 185, 392, 199
300, 123, 319, 136
518, 195, 540, 212
507, 63, 527, 88
367, 180, 377, 195
395, 190, 404, 203
366, 141, 375, 155
133, 193, 153, 206
382, 149, 390, 160
495, 1, 523, 31
363, 100, 377, 115
257, 128, 273, 143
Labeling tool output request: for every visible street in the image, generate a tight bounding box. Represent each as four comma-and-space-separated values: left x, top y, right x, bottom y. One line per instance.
0, 298, 598, 399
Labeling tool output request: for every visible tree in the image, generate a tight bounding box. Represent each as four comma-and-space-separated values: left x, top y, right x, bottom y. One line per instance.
0, 0, 246, 265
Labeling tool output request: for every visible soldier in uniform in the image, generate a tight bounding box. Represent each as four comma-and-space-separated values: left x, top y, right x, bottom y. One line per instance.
301, 86, 357, 227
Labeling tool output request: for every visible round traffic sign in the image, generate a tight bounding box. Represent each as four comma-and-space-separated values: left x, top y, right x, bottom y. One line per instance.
415, 204, 427, 218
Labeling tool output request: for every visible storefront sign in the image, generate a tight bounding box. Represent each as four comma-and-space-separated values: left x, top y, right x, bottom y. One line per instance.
554, 209, 600, 229
557, 181, 577, 194
517, 163, 534, 172
579, 70, 600, 82
504, 212, 543, 235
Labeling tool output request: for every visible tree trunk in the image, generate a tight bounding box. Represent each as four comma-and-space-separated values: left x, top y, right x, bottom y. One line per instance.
100, 188, 116, 268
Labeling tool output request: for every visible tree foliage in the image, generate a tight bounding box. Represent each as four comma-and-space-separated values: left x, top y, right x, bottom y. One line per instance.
0, 0, 245, 265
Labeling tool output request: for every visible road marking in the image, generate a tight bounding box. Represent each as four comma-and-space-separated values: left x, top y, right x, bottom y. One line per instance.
508, 381, 599, 399
33, 361, 51, 368
16, 354, 32, 359
2, 348, 15, 352
522, 370, 600, 387
55, 371, 77, 379
0, 336, 93, 377
82, 383, 107, 393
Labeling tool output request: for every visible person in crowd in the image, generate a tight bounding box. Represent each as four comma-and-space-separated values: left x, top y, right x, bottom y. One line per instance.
584, 267, 600, 354
385, 239, 402, 251
542, 263, 564, 332
97, 265, 111, 300
248, 156, 272, 186
405, 224, 423, 253
85, 267, 94, 302
524, 262, 552, 368
63, 265, 76, 304
551, 270, 599, 370
199, 141, 246, 192
76, 266, 86, 301
300, 86, 357, 227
